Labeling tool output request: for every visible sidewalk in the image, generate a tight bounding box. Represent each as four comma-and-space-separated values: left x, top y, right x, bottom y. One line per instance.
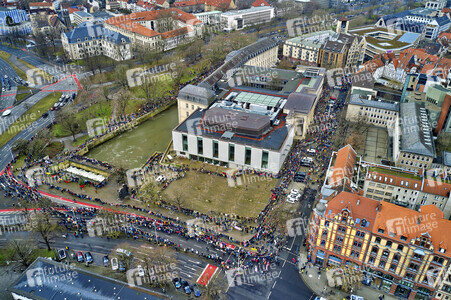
298, 248, 399, 300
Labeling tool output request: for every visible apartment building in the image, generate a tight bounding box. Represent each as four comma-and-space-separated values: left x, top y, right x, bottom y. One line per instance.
363, 165, 451, 218
346, 93, 399, 128
61, 23, 132, 61
309, 192, 451, 300
283, 30, 365, 68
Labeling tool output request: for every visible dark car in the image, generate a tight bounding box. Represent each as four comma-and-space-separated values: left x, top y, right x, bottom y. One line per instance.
103, 256, 109, 267
172, 277, 182, 289
180, 279, 191, 294
192, 284, 201, 297
77, 251, 84, 262
85, 252, 93, 264
119, 261, 126, 272
42, 112, 49, 118
58, 249, 66, 260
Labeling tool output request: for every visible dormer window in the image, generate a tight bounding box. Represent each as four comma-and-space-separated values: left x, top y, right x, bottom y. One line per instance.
439, 248, 446, 253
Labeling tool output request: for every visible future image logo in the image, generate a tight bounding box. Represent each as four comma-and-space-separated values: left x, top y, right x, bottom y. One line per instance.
86, 117, 107, 138
26, 264, 78, 287
225, 264, 278, 288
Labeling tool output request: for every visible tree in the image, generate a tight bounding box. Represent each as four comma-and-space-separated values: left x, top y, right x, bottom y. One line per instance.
12, 139, 29, 156
172, 190, 185, 212
436, 132, 451, 152
32, 210, 60, 251
115, 65, 129, 89
7, 239, 36, 267
27, 129, 53, 158
57, 107, 81, 141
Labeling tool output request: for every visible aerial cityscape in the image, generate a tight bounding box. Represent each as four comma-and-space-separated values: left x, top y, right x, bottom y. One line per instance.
0, 0, 450, 299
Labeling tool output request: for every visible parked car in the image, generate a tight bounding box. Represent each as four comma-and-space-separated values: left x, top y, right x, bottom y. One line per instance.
172, 278, 182, 289
116, 248, 132, 257
42, 112, 49, 118
85, 252, 93, 264
119, 261, 126, 272
111, 258, 118, 271
192, 284, 201, 297
58, 249, 67, 260
103, 256, 109, 267
77, 251, 84, 262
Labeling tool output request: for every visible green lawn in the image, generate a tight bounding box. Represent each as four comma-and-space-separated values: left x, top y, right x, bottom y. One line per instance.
162, 170, 275, 218
53, 101, 112, 137
369, 166, 421, 180
15, 92, 29, 103
0, 92, 62, 148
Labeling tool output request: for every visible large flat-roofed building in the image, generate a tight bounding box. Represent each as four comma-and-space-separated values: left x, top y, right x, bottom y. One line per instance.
9, 257, 169, 300
172, 101, 294, 174
283, 30, 335, 65
349, 27, 421, 59
220, 6, 274, 31
393, 102, 436, 171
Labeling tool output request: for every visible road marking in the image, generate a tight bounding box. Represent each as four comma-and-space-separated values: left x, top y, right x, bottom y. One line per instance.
188, 260, 200, 264
184, 266, 197, 271
180, 271, 192, 278
137, 251, 147, 255
267, 291, 272, 300
272, 281, 277, 289
193, 244, 202, 249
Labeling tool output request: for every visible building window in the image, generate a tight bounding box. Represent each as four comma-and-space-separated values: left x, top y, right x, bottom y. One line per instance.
245, 147, 252, 165
182, 134, 188, 151
229, 144, 235, 161
197, 137, 203, 155
261, 150, 269, 169
212, 140, 219, 158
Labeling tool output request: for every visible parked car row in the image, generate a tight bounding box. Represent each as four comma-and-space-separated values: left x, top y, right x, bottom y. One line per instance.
12, 76, 28, 87
51, 95, 72, 111
172, 278, 201, 297
286, 189, 301, 204
294, 171, 306, 183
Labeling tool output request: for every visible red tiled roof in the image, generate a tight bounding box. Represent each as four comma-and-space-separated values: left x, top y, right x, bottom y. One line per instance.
330, 145, 357, 188
29, 1, 52, 6
438, 32, 451, 40
67, 7, 79, 13
326, 192, 379, 231
374, 201, 451, 257
161, 26, 188, 39
105, 8, 201, 37
367, 170, 451, 197
155, 0, 167, 5
251, 0, 269, 7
